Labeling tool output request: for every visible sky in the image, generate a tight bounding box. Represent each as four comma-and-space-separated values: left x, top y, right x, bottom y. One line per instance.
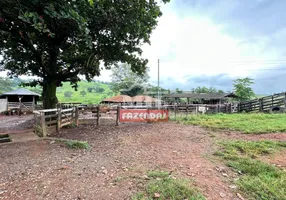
2, 0, 286, 94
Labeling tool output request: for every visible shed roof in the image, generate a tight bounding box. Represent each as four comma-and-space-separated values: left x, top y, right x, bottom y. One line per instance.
163, 93, 237, 99
0, 88, 40, 97
132, 95, 155, 103
102, 95, 133, 103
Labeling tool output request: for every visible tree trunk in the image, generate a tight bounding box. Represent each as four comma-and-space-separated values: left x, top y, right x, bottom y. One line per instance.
43, 79, 58, 109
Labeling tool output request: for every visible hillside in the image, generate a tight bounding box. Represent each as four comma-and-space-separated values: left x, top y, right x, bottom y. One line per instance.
56, 81, 115, 104
0, 78, 115, 105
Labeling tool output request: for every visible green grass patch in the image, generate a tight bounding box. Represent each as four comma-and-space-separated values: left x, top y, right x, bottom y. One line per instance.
216, 140, 286, 200
216, 140, 286, 160
147, 170, 170, 179
132, 171, 205, 200
174, 113, 286, 134
0, 134, 9, 138
64, 140, 89, 149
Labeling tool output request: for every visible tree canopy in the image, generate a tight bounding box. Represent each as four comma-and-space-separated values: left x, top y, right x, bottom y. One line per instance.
191, 86, 224, 94
110, 63, 149, 96
233, 77, 255, 101
0, 0, 169, 108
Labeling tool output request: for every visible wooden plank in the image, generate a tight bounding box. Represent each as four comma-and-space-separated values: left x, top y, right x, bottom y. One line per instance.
61, 108, 74, 112
116, 106, 120, 126
61, 118, 71, 123
75, 107, 79, 126
62, 113, 72, 117
44, 114, 58, 118
41, 113, 47, 137
97, 106, 100, 126
46, 120, 58, 126
38, 108, 57, 113
61, 121, 72, 127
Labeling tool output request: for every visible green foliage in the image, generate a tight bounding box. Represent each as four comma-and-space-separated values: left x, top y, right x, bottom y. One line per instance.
0, 77, 13, 94
0, 0, 169, 108
80, 90, 86, 97
132, 171, 205, 200
145, 85, 170, 98
147, 170, 170, 179
174, 113, 286, 134
215, 140, 286, 200
110, 63, 149, 96
233, 78, 255, 101
64, 91, 73, 99
175, 88, 183, 94
94, 86, 105, 93
87, 87, 93, 93
216, 140, 286, 160
64, 140, 89, 149
0, 134, 9, 138
191, 86, 224, 94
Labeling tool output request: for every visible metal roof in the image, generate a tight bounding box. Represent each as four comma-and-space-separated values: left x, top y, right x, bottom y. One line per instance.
102, 95, 161, 103
132, 95, 159, 103
163, 93, 237, 99
0, 88, 40, 97
102, 95, 133, 103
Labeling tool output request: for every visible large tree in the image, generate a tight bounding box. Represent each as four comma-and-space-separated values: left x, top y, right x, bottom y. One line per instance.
0, 0, 169, 108
233, 77, 255, 101
110, 63, 149, 96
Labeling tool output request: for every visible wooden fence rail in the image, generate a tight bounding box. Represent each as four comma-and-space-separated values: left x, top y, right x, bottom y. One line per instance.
238, 92, 286, 112
164, 103, 237, 115
33, 107, 79, 137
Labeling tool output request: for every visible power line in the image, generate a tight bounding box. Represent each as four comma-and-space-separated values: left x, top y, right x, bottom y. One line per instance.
158, 59, 286, 63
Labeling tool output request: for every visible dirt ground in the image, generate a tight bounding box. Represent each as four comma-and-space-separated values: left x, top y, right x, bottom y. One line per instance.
0, 115, 34, 133
0, 118, 286, 200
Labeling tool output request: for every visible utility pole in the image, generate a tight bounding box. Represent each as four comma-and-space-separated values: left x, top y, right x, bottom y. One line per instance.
158, 59, 160, 109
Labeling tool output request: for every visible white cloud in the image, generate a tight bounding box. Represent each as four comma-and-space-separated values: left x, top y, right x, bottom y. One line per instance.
140, 2, 285, 89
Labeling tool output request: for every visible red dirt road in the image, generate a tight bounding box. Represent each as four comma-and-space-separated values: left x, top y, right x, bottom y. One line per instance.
1, 120, 285, 200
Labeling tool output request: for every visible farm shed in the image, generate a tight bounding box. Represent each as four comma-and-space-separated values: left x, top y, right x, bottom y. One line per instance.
101, 95, 133, 105
0, 88, 40, 112
163, 92, 237, 105
132, 95, 161, 106
101, 95, 161, 106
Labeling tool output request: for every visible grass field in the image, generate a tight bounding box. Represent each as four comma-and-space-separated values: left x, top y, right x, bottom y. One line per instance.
132, 170, 205, 200
215, 140, 286, 200
56, 81, 115, 104
174, 113, 286, 134
19, 80, 115, 104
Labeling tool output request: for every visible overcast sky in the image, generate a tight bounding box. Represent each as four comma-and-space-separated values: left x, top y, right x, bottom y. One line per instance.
2, 0, 286, 94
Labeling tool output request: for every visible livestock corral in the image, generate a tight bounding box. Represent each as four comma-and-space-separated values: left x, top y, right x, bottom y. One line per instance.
1, 94, 286, 200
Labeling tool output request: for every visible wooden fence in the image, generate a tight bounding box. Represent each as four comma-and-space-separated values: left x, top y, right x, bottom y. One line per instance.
33, 107, 79, 137
238, 92, 286, 112
164, 103, 237, 115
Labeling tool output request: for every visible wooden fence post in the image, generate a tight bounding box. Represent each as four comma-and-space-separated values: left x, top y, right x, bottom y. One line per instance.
57, 105, 62, 132
186, 105, 188, 116
259, 99, 263, 112
40, 112, 47, 137
75, 107, 79, 126
175, 105, 177, 119
96, 105, 100, 126
116, 106, 120, 126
